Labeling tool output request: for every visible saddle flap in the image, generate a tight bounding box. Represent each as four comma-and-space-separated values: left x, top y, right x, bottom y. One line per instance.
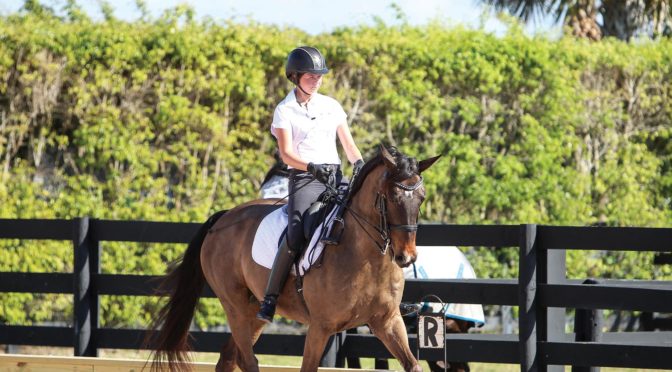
302, 178, 349, 242
302, 200, 328, 242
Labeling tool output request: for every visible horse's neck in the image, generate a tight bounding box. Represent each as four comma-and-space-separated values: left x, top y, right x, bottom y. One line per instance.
343, 168, 395, 264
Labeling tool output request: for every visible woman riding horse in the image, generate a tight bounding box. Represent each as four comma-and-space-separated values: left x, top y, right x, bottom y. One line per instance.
257, 46, 365, 323
147, 46, 441, 372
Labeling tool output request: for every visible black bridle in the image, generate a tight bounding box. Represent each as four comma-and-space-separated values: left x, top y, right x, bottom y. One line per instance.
348, 176, 424, 255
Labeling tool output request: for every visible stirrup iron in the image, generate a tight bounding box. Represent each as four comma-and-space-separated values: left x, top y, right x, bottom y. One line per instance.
321, 216, 345, 245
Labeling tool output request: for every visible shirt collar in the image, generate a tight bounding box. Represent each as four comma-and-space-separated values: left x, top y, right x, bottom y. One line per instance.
288, 89, 320, 108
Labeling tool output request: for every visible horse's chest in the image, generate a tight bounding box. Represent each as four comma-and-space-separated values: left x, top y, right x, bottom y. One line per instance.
349, 274, 404, 306
305, 269, 402, 303
303, 256, 404, 313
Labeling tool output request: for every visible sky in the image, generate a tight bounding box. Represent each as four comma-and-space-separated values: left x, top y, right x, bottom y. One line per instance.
1, 0, 561, 36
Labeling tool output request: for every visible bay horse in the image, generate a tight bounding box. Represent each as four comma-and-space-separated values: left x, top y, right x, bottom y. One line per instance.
148, 145, 439, 372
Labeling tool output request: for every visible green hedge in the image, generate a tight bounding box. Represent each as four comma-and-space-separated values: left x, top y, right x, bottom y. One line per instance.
1, 6, 670, 328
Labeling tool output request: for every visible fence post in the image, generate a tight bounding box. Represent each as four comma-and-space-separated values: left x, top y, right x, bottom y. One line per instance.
73, 217, 99, 357
345, 328, 361, 368
519, 224, 538, 372
572, 279, 602, 372
539, 237, 567, 372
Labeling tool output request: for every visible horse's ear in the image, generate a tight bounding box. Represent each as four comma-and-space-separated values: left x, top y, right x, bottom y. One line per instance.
418, 155, 441, 173
380, 144, 397, 170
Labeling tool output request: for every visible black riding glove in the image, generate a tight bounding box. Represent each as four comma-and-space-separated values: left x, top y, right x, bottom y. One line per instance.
307, 162, 333, 184
353, 159, 365, 176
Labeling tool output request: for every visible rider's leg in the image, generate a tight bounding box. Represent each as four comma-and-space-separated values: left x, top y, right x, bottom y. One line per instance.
256, 172, 324, 323
256, 237, 297, 323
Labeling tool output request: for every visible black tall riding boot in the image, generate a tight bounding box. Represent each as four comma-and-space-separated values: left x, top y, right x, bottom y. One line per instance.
256, 238, 297, 323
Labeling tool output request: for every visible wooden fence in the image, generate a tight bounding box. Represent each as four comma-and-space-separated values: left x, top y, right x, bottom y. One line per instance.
0, 217, 671, 371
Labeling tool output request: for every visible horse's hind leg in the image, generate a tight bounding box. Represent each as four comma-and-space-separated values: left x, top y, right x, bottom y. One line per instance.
217, 298, 266, 372
216, 338, 238, 372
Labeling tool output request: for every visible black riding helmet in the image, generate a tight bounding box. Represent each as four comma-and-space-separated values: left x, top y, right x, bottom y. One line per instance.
285, 46, 329, 85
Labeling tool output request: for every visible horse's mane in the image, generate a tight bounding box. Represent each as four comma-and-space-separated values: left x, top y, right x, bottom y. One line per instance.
348, 146, 419, 201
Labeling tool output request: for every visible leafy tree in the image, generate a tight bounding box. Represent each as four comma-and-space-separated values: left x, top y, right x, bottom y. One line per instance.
481, 0, 672, 40
1, 1, 670, 329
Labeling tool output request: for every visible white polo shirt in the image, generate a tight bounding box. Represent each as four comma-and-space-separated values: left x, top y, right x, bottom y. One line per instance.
271, 90, 346, 167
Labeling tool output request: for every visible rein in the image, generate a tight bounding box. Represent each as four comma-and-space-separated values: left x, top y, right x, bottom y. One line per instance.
271, 168, 338, 206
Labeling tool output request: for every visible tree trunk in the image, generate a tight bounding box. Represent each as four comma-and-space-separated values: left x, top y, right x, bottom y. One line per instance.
600, 0, 647, 41
649, 0, 672, 38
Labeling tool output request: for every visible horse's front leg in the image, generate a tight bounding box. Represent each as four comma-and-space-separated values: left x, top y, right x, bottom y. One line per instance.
369, 313, 422, 372
300, 325, 332, 372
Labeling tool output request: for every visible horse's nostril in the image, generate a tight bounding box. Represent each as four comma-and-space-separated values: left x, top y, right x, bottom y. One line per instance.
395, 254, 413, 268
395, 255, 410, 265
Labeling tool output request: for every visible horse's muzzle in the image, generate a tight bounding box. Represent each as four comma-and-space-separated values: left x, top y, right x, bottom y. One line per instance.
394, 252, 416, 268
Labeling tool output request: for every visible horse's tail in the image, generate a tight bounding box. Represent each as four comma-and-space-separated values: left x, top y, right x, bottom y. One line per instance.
147, 210, 226, 372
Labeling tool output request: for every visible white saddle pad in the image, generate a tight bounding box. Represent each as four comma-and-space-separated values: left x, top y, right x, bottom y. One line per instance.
252, 204, 337, 276
404, 246, 485, 326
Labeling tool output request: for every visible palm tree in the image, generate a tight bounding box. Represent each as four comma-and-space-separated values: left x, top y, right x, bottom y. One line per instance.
643, 0, 672, 37
480, 0, 671, 40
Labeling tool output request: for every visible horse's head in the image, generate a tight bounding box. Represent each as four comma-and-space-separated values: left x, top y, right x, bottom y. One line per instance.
350, 145, 440, 268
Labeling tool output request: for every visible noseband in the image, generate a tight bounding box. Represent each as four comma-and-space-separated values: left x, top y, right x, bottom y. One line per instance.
373, 176, 424, 254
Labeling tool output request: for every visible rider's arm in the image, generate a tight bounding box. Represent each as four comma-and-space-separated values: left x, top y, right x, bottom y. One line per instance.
337, 122, 363, 164
275, 128, 310, 171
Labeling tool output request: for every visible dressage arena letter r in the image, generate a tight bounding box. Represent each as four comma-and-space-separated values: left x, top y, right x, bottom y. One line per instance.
424, 317, 439, 347
419, 315, 444, 348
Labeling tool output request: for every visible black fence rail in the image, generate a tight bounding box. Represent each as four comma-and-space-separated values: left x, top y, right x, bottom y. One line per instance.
1, 217, 671, 371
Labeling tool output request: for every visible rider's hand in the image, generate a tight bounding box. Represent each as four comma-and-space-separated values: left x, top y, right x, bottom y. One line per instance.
353, 159, 365, 175
307, 162, 333, 184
